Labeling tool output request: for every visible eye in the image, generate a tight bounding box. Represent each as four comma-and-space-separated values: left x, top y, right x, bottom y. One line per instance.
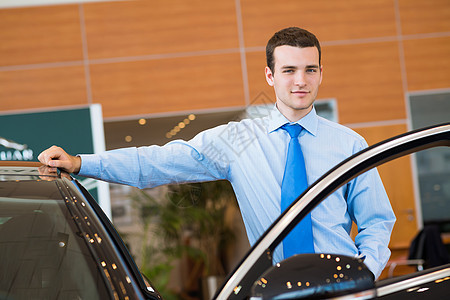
282, 69, 295, 73
306, 68, 317, 73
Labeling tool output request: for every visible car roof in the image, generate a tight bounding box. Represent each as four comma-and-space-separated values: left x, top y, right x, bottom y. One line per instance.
0, 161, 64, 180
0, 162, 65, 201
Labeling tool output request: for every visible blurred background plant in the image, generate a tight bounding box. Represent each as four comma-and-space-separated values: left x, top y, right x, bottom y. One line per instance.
132, 180, 237, 299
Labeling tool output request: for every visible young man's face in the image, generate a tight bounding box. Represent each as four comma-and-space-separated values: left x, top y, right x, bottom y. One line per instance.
265, 45, 323, 122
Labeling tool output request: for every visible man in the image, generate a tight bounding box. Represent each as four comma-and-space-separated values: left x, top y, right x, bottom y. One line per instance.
39, 27, 395, 279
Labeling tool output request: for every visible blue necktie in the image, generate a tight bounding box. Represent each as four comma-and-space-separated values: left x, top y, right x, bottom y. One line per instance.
281, 124, 314, 258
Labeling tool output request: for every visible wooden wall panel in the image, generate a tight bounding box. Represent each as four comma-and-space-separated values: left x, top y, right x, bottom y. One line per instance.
354, 124, 417, 249
241, 0, 397, 47
320, 42, 405, 124
404, 37, 450, 91
0, 66, 87, 111
246, 51, 276, 105
399, 0, 450, 35
0, 5, 82, 66
83, 0, 239, 59
90, 53, 245, 117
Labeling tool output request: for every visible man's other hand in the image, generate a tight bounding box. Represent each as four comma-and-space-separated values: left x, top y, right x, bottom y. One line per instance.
38, 145, 81, 174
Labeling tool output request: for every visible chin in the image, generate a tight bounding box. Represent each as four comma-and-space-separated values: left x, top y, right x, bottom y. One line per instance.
292, 103, 313, 111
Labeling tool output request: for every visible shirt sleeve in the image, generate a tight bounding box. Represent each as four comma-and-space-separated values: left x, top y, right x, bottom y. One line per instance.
346, 164, 396, 279
78, 127, 230, 189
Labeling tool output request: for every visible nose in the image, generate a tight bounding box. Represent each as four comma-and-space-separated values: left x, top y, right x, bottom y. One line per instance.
294, 71, 307, 87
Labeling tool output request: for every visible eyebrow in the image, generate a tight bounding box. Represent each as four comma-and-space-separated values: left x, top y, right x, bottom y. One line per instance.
281, 65, 296, 69
280, 64, 320, 69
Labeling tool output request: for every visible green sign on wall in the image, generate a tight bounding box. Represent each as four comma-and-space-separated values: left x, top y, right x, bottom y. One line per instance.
1, 106, 99, 161
0, 104, 111, 217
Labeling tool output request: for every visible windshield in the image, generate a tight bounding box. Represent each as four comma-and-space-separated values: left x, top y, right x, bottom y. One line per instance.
0, 180, 111, 300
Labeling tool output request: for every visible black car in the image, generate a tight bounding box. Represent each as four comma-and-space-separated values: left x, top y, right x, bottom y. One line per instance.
1, 123, 449, 300
0, 161, 162, 300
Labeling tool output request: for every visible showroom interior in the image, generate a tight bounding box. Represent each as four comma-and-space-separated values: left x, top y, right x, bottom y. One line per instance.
1, 0, 449, 299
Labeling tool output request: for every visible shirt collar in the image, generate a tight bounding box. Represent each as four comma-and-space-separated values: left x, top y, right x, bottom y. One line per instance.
267, 105, 318, 136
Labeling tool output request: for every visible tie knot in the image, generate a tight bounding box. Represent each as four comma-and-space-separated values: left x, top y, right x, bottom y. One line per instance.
282, 124, 303, 138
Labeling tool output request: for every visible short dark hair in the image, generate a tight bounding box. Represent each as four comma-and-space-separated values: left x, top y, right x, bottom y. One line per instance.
266, 27, 321, 73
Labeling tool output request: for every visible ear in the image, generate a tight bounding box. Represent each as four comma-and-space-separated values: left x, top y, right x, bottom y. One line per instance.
265, 66, 274, 86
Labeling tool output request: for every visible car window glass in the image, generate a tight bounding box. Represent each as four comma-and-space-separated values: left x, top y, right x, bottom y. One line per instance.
0, 181, 110, 300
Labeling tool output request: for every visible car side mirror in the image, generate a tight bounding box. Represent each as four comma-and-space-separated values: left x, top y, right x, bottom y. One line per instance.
251, 253, 375, 299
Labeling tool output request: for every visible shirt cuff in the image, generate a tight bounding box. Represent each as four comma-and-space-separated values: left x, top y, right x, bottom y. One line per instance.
77, 154, 100, 178
362, 255, 381, 280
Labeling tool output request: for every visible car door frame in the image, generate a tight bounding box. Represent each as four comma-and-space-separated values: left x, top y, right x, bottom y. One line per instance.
214, 123, 450, 300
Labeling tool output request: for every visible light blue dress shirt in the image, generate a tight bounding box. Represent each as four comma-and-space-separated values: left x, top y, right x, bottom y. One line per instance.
79, 106, 395, 278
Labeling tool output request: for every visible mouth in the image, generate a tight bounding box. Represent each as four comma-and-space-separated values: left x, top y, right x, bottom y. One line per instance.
291, 90, 309, 96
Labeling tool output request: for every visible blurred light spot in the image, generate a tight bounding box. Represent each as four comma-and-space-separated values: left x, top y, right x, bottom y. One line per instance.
435, 276, 450, 283
233, 285, 242, 294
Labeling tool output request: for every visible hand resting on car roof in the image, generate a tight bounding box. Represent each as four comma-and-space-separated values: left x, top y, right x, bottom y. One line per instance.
38, 145, 82, 174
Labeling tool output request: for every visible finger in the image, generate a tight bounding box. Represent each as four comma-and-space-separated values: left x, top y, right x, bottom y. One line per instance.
38, 146, 63, 165
37, 151, 52, 164
47, 158, 70, 170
